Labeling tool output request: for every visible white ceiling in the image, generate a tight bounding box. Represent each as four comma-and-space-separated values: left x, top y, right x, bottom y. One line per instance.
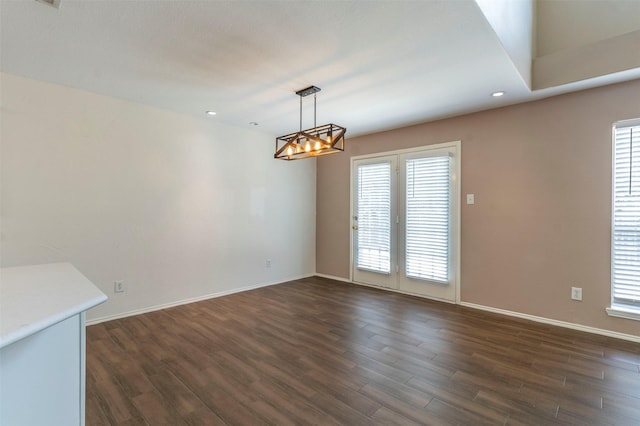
1, 0, 639, 138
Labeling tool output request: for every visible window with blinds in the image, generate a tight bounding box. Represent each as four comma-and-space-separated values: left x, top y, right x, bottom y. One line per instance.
612, 120, 640, 311
405, 155, 450, 282
356, 162, 392, 273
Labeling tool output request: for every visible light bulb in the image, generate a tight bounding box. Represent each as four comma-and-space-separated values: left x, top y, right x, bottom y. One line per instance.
286, 146, 293, 156
314, 140, 321, 150
305, 140, 311, 152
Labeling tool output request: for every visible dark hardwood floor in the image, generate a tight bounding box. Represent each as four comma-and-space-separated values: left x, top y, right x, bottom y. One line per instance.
86, 276, 640, 425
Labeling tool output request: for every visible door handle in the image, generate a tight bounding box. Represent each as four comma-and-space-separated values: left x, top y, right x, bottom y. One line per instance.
352, 225, 358, 230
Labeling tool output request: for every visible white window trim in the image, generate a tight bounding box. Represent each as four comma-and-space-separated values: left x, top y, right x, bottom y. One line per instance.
606, 306, 640, 321
609, 118, 640, 321
350, 140, 460, 162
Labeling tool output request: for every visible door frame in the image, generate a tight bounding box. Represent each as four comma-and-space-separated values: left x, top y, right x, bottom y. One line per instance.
349, 140, 461, 304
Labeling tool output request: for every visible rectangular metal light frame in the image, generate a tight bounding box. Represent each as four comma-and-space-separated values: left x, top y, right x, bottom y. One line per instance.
275, 123, 346, 161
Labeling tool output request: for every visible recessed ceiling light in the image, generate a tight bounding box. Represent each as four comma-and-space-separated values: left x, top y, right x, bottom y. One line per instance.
491, 91, 505, 97
35, 0, 60, 9
205, 111, 217, 116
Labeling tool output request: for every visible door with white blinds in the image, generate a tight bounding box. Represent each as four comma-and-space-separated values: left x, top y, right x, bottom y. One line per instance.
352, 156, 398, 288
612, 119, 640, 312
398, 150, 456, 301
351, 143, 459, 302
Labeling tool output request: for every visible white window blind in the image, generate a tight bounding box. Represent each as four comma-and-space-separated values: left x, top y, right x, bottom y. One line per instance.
612, 121, 640, 309
357, 162, 391, 273
405, 155, 450, 282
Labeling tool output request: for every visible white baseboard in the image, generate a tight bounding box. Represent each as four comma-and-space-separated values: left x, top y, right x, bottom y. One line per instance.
460, 302, 640, 343
86, 273, 314, 326
88, 273, 640, 344
314, 273, 352, 284
315, 274, 640, 344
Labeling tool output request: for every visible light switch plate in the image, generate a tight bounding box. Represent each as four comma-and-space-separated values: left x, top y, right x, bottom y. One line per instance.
466, 194, 475, 205
571, 287, 582, 301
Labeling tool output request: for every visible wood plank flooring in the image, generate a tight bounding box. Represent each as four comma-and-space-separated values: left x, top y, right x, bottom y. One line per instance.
86, 276, 640, 425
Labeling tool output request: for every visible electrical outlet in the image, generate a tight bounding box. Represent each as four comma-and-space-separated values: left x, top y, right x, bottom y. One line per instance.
265, 259, 272, 268
571, 286, 582, 301
114, 280, 125, 293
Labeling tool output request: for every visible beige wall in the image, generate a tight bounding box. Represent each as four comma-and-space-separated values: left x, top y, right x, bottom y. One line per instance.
536, 0, 640, 57
317, 78, 640, 337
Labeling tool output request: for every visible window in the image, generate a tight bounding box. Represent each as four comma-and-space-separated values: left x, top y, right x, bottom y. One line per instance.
405, 155, 451, 282
356, 161, 392, 274
609, 119, 640, 320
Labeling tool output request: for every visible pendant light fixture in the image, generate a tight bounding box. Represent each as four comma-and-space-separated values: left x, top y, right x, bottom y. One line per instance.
275, 85, 346, 160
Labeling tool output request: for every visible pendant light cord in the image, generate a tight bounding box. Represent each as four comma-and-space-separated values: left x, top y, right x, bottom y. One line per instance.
630, 128, 634, 195
296, 88, 319, 132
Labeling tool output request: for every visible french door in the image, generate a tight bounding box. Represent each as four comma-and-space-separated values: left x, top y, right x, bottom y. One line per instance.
351, 142, 459, 302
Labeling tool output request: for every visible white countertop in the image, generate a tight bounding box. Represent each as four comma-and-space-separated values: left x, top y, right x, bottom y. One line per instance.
0, 262, 107, 349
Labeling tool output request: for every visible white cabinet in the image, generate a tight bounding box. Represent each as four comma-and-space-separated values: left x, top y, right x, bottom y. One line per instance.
0, 263, 107, 426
